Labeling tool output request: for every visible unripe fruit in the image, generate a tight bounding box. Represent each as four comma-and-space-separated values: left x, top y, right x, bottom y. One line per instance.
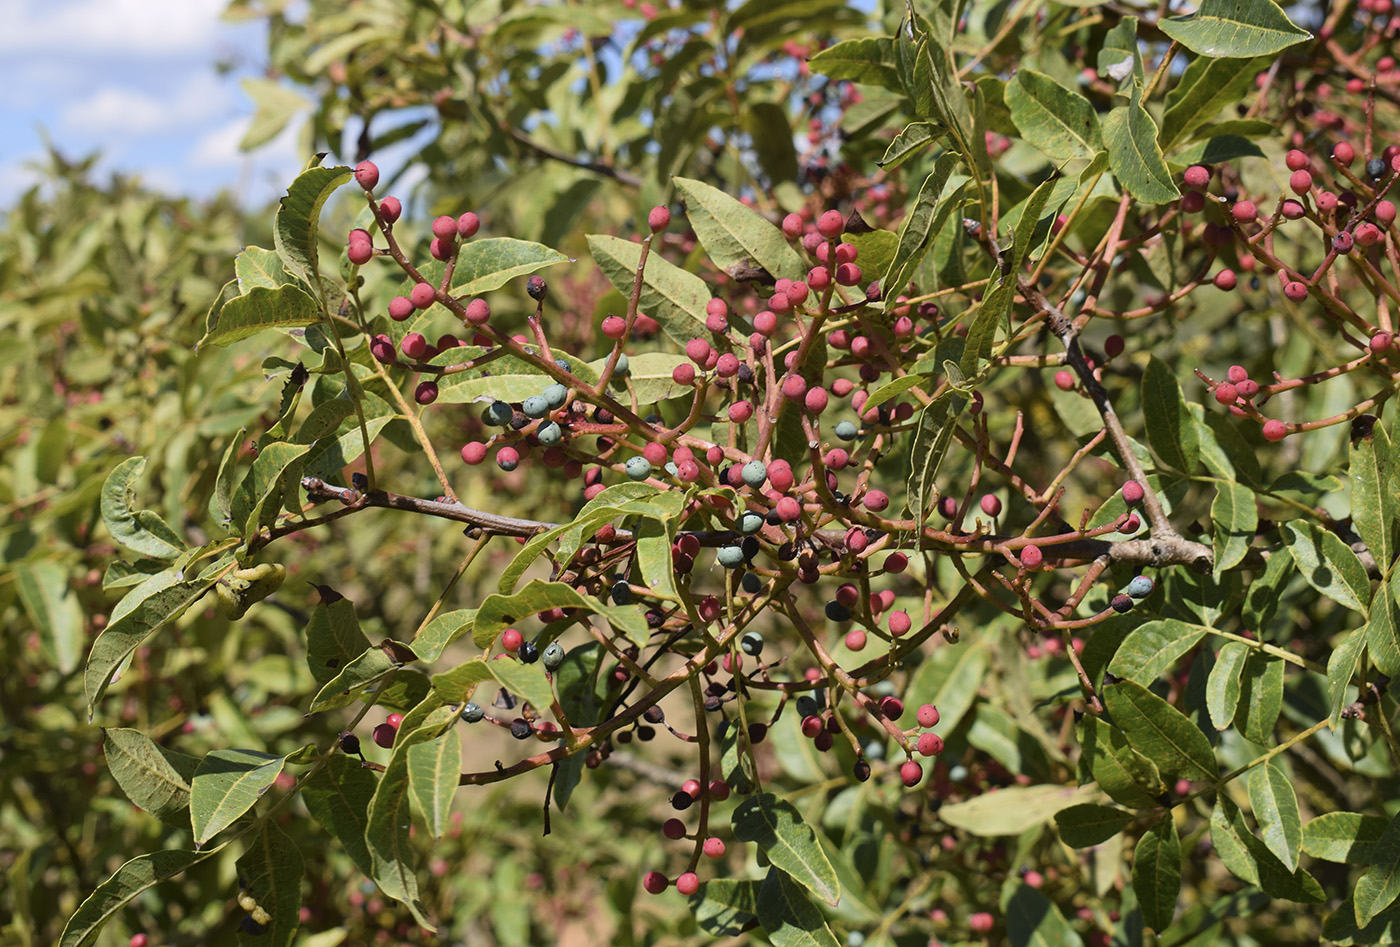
457, 212, 480, 239
1213, 269, 1237, 291
1020, 544, 1043, 568
781, 374, 807, 400
496, 447, 520, 471
430, 236, 454, 261
130, 935, 150, 947
401, 333, 428, 360
1285, 149, 1310, 172
410, 282, 436, 309
388, 296, 414, 321
1183, 165, 1210, 190
625, 456, 652, 481
804, 386, 829, 414
354, 160, 379, 190
1214, 382, 1238, 405
1333, 141, 1356, 166
1377, 200, 1396, 225
863, 489, 889, 512
1111, 593, 1134, 613
900, 760, 923, 786
1289, 169, 1313, 194
1054, 369, 1075, 391
717, 545, 744, 568
1231, 201, 1257, 223
378, 195, 402, 224
728, 400, 753, 422
969, 912, 994, 934
704, 837, 726, 858
1122, 480, 1145, 505
835, 262, 862, 286
1181, 191, 1206, 213
817, 209, 844, 239
1227, 364, 1249, 383
430, 215, 455, 240
1281, 199, 1306, 219
372, 723, 396, 748
1262, 419, 1288, 441
642, 871, 669, 894
1371, 332, 1393, 353
980, 494, 1002, 517
916, 703, 940, 728
889, 610, 911, 636
347, 233, 373, 265
526, 275, 548, 301
676, 872, 700, 896
1334, 231, 1355, 254
1283, 281, 1308, 302
648, 205, 671, 232
880, 696, 904, 720
917, 732, 944, 756
1357, 223, 1383, 247
808, 266, 832, 290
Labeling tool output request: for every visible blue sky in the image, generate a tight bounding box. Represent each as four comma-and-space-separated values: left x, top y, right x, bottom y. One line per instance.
0, 0, 305, 207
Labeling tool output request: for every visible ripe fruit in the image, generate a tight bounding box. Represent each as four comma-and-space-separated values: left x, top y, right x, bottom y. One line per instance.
863, 489, 889, 512
347, 231, 373, 265
465, 298, 490, 325
900, 760, 923, 786
526, 275, 548, 301
496, 447, 520, 471
519, 641, 540, 663
354, 160, 379, 190
501, 628, 523, 652
372, 723, 396, 748
370, 334, 396, 363
339, 733, 361, 754
1368, 157, 1388, 180
414, 381, 439, 405
642, 871, 669, 894
844, 630, 866, 651
1111, 593, 1134, 613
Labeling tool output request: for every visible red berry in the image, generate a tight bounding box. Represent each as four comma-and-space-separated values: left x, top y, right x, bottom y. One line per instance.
432, 215, 456, 240
648, 205, 671, 232
347, 234, 373, 265
1333, 141, 1356, 167
642, 871, 669, 894
1054, 370, 1075, 391
378, 195, 402, 224
817, 209, 844, 239
804, 387, 829, 414
900, 760, 923, 786
969, 912, 994, 934
415, 381, 439, 405
401, 333, 428, 360
980, 494, 1002, 517
1281, 199, 1306, 219
1213, 269, 1237, 291
845, 630, 867, 651
917, 703, 940, 727
672, 363, 697, 386
388, 296, 413, 321
1262, 419, 1288, 442
465, 298, 490, 326
1231, 201, 1257, 223
1284, 281, 1308, 302
1020, 544, 1043, 569
675, 872, 700, 896
709, 778, 730, 800
1371, 332, 1393, 353
1181, 190, 1206, 214
354, 160, 379, 190
888, 610, 911, 636
703, 837, 726, 858
457, 212, 480, 239
1214, 382, 1238, 405
1122, 480, 1145, 505
502, 628, 523, 652
410, 282, 436, 309
863, 489, 889, 512
1183, 165, 1210, 190
370, 334, 395, 364
1289, 169, 1313, 195
662, 818, 686, 840
1377, 201, 1396, 225
1357, 223, 1383, 247
372, 723, 396, 748
1105, 335, 1125, 358
835, 262, 862, 286
461, 441, 487, 465
130, 936, 150, 947
917, 732, 944, 756
1227, 365, 1249, 383
387, 713, 404, 729
880, 696, 904, 720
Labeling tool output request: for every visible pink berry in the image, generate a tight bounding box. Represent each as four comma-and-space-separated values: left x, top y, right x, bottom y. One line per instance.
464, 298, 490, 326
347, 233, 373, 265
969, 912, 994, 934
807, 266, 832, 290
863, 489, 889, 512
1285, 149, 1310, 171
1357, 223, 1383, 247
781, 374, 807, 401
900, 760, 923, 786
648, 205, 671, 232
431, 215, 456, 240
496, 446, 520, 471
1213, 269, 1237, 291
980, 494, 1002, 517
1183, 165, 1211, 190
1371, 332, 1393, 353
130, 936, 150, 947
372, 723, 396, 748
388, 296, 414, 321
703, 837, 726, 858
1231, 201, 1257, 223
845, 630, 867, 651
456, 212, 480, 239
889, 610, 911, 636
1377, 201, 1396, 225
1054, 370, 1075, 391
1289, 169, 1313, 195
1122, 480, 1145, 505
501, 628, 523, 652
917, 703, 940, 727
1333, 141, 1356, 166
1284, 281, 1308, 302
817, 209, 844, 239
1262, 419, 1288, 442
430, 237, 453, 261
410, 282, 436, 309
378, 195, 402, 224
782, 213, 803, 239
1281, 199, 1306, 219
354, 160, 379, 190
461, 441, 487, 465
804, 387, 829, 414
675, 872, 700, 896
401, 333, 428, 360
917, 732, 944, 756
370, 334, 395, 363
1020, 544, 1043, 569
1214, 382, 1238, 405
1227, 364, 1249, 383
685, 338, 711, 365
1181, 191, 1206, 214
835, 262, 862, 286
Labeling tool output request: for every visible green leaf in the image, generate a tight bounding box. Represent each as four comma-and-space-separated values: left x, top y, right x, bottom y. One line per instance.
305, 596, 372, 686
675, 177, 805, 282
1243, 543, 1292, 631
1005, 69, 1102, 160
904, 639, 987, 736
1133, 813, 1181, 932
1109, 619, 1208, 683
302, 754, 377, 879
1102, 679, 1217, 783
1081, 714, 1167, 809
232, 441, 312, 539
15, 559, 83, 673
1055, 803, 1136, 847
101, 457, 186, 559
1206, 642, 1249, 730
1234, 650, 1283, 744
586, 233, 710, 346
431, 658, 495, 704
1327, 630, 1367, 728
472, 579, 648, 649
309, 646, 396, 713
239, 77, 308, 150
408, 734, 461, 842
689, 879, 760, 937
209, 429, 246, 533
1281, 519, 1371, 613
905, 389, 967, 524
235, 245, 289, 292
879, 121, 945, 170
732, 793, 840, 905
754, 867, 841, 947
103, 728, 199, 829
1004, 882, 1086, 947
86, 561, 225, 717
1249, 760, 1302, 872
1369, 571, 1400, 677
807, 36, 902, 91
1141, 356, 1198, 473
1159, 0, 1311, 58
1302, 812, 1388, 863
1212, 793, 1326, 901
1103, 90, 1180, 205
409, 608, 476, 663
1211, 482, 1257, 574
487, 660, 554, 711
882, 153, 959, 298
1351, 420, 1398, 571
446, 238, 570, 297
273, 164, 353, 291
586, 350, 693, 406
1355, 812, 1400, 927
58, 850, 209, 947
1099, 17, 1144, 85
939, 784, 1102, 836
746, 101, 800, 183
199, 285, 321, 349
190, 748, 285, 846
235, 819, 304, 947
1160, 56, 1265, 150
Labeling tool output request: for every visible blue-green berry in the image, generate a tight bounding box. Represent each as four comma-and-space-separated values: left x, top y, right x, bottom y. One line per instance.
536, 421, 562, 446
625, 456, 652, 481
796, 695, 818, 717
542, 642, 565, 672
611, 581, 632, 605
741, 631, 764, 656
741, 460, 767, 487
614, 353, 630, 375
485, 401, 513, 426
665, 462, 678, 476
522, 395, 549, 418
949, 764, 969, 782
554, 357, 571, 371
1127, 575, 1154, 599
460, 702, 485, 723
834, 420, 858, 441
543, 383, 568, 409
739, 512, 764, 534
741, 572, 762, 593
716, 545, 745, 568
863, 740, 885, 761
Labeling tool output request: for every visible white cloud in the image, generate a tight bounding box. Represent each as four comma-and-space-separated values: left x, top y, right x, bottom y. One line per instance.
0, 0, 227, 57
60, 73, 233, 137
